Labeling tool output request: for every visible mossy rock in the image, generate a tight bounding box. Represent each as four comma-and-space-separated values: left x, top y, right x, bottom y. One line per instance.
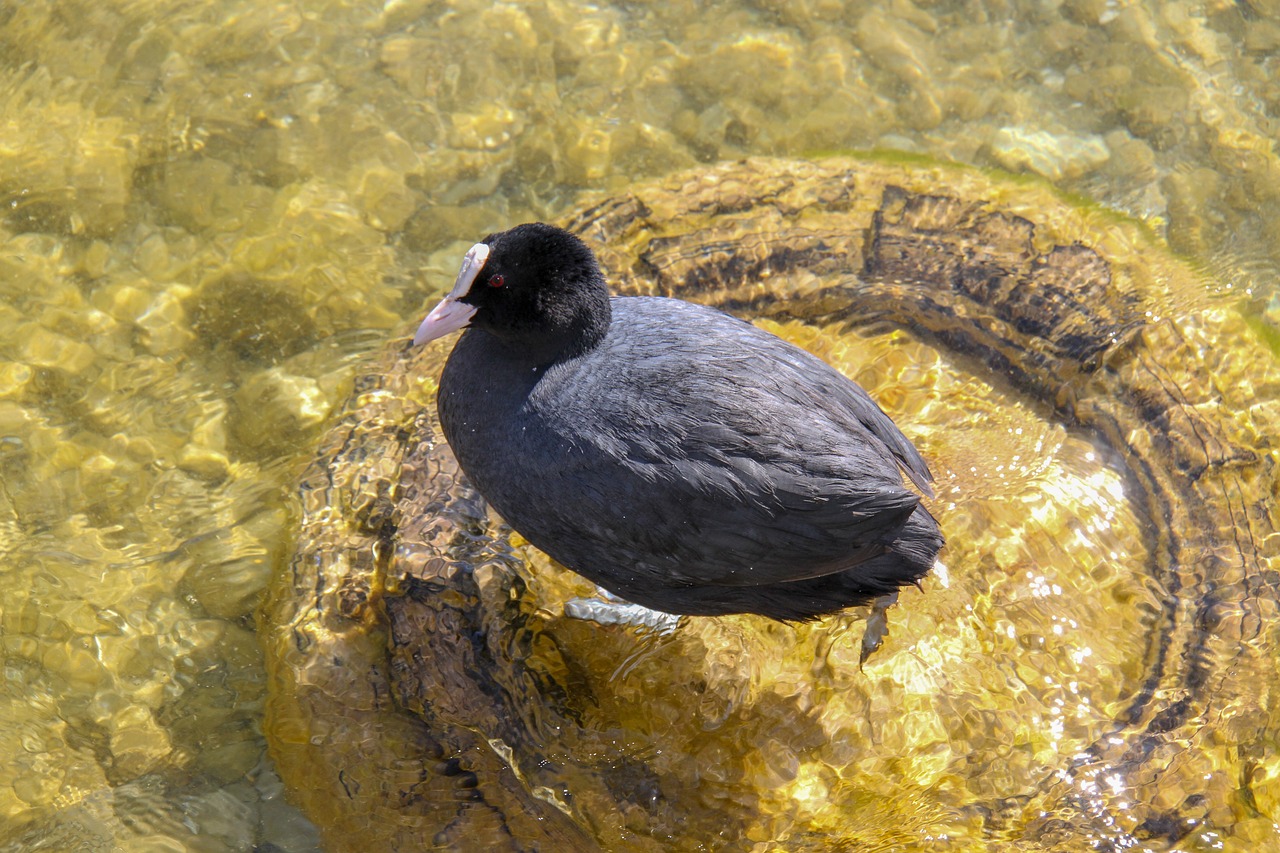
262, 157, 1280, 851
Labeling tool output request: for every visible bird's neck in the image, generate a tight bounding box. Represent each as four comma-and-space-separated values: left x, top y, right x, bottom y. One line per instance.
488, 292, 612, 368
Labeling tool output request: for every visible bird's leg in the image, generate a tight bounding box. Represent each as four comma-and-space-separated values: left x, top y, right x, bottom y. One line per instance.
860, 558, 946, 665
859, 590, 899, 666
564, 588, 683, 635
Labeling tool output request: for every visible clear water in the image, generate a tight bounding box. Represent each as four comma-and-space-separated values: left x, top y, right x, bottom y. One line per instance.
0, 0, 1277, 850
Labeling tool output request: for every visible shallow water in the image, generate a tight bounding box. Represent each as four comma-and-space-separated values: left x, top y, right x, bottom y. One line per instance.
0, 0, 1277, 851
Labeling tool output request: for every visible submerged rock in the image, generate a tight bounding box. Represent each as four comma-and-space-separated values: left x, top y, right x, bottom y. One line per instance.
263, 157, 1280, 851
989, 126, 1110, 181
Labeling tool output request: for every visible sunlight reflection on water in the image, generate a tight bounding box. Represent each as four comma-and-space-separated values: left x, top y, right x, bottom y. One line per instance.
1, 0, 1278, 850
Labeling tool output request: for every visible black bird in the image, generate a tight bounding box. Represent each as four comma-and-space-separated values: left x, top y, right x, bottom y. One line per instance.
413, 222, 943, 621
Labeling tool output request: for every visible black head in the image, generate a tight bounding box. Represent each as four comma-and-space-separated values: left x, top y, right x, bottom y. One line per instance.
415, 223, 612, 366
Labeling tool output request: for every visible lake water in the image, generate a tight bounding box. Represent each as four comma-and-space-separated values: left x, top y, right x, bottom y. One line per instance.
0, 1, 1277, 851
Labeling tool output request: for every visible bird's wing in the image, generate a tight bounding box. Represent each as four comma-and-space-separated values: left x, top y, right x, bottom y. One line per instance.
513, 301, 932, 588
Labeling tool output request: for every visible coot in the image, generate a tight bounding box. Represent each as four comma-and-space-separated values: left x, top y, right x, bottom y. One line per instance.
413, 222, 943, 621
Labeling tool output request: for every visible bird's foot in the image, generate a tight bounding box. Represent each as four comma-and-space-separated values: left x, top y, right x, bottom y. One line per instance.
859, 591, 900, 666
859, 559, 944, 665
564, 593, 683, 635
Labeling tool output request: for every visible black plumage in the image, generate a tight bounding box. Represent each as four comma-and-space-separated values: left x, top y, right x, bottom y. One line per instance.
413, 222, 943, 621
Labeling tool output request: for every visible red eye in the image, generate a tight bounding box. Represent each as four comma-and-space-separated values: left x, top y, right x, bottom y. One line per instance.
488, 274, 505, 288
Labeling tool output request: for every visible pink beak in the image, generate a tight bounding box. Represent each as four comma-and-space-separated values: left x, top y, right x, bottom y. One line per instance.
413, 242, 490, 345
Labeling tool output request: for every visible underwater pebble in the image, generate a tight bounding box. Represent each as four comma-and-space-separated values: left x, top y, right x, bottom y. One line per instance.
230, 366, 334, 454
563, 121, 613, 184
856, 10, 931, 86
679, 31, 803, 104
559, 13, 623, 60
0, 362, 34, 398
254, 763, 324, 851
188, 274, 312, 364
447, 107, 523, 152
108, 706, 173, 779
1102, 130, 1157, 183
133, 233, 174, 280
148, 157, 275, 234
1244, 19, 1280, 51
177, 400, 232, 481
136, 289, 195, 357
1212, 128, 1280, 204
0, 103, 134, 237
401, 204, 499, 255
1123, 85, 1190, 147
77, 239, 114, 279
1162, 168, 1225, 256
96, 283, 154, 323
425, 148, 514, 205
180, 514, 284, 620
990, 127, 1111, 182
352, 163, 418, 231
613, 121, 698, 178
1063, 64, 1133, 110
177, 786, 258, 850
20, 324, 97, 374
